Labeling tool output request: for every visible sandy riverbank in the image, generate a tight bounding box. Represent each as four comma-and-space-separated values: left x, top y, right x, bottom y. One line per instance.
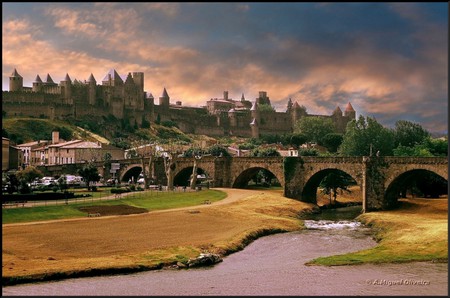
2, 188, 317, 285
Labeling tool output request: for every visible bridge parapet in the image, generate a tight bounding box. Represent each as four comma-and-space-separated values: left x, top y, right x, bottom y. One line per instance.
300, 156, 364, 164
380, 156, 448, 164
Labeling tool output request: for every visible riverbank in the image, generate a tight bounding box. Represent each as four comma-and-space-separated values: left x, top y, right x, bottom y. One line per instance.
3, 190, 447, 286
2, 188, 316, 286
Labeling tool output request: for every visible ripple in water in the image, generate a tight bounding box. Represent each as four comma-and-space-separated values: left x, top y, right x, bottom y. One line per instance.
304, 219, 363, 230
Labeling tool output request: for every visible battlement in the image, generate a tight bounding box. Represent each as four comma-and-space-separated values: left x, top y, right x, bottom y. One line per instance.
4, 69, 356, 139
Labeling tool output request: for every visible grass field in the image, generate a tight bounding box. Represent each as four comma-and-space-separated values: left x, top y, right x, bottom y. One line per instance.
2, 189, 226, 224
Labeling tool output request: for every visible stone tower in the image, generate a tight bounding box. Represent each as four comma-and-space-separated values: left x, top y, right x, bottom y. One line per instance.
87, 73, 96, 105
250, 118, 259, 138
228, 108, 237, 127
9, 69, 23, 92
60, 73, 72, 104
32, 75, 43, 92
250, 101, 260, 124
132, 72, 144, 92
159, 87, 170, 108
344, 102, 356, 119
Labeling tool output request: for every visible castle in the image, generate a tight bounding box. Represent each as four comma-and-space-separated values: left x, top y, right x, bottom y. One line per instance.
3, 69, 356, 138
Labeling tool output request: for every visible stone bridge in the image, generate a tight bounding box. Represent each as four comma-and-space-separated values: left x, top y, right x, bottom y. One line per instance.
38, 156, 447, 212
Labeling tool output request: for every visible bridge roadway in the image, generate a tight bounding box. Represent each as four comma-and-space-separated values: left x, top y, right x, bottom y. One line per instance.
38, 156, 448, 212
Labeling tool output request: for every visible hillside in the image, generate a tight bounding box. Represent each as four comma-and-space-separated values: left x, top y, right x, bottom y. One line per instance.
1, 117, 222, 149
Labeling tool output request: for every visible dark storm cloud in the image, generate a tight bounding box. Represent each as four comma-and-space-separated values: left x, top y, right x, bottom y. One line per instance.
2, 2, 447, 134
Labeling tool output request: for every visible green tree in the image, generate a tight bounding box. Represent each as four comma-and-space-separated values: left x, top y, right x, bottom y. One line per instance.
15, 166, 44, 185
339, 116, 395, 156
207, 144, 230, 157
250, 147, 280, 157
294, 117, 335, 145
287, 133, 307, 148
298, 148, 319, 156
423, 137, 448, 156
320, 172, 355, 205
321, 133, 343, 153
77, 163, 101, 191
393, 144, 433, 157
394, 120, 430, 148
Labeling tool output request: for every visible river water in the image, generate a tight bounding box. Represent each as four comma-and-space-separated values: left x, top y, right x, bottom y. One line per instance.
2, 206, 448, 296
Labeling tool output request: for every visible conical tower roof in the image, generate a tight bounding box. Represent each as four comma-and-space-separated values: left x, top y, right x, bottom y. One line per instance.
345, 102, 355, 112
64, 73, 72, 82
11, 68, 22, 77
250, 118, 257, 126
34, 74, 43, 83
46, 74, 54, 83
333, 106, 342, 115
250, 101, 258, 111
161, 87, 169, 98
87, 73, 96, 83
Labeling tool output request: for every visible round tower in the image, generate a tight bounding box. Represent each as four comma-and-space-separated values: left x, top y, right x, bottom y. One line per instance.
159, 87, 170, 108
250, 118, 259, 138
344, 102, 356, 120
60, 73, 72, 103
87, 73, 96, 105
250, 101, 260, 124
228, 108, 237, 127
9, 68, 23, 92
32, 74, 43, 92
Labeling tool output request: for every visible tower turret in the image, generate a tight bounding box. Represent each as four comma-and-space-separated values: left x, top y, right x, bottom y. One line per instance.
9, 68, 23, 92
60, 73, 72, 103
228, 108, 237, 127
250, 118, 259, 138
87, 73, 96, 105
32, 74, 43, 92
159, 87, 170, 107
250, 101, 260, 124
344, 102, 356, 119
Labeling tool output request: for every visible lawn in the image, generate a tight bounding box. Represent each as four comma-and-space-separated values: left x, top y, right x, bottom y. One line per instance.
2, 189, 226, 224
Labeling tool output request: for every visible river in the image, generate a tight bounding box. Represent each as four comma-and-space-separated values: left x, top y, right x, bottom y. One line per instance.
2, 206, 447, 296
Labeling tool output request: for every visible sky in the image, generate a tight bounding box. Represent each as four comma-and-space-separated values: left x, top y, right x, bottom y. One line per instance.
2, 2, 448, 134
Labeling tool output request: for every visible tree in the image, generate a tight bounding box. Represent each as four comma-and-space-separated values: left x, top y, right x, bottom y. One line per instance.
288, 133, 307, 149
320, 172, 355, 205
321, 133, 343, 153
250, 147, 280, 157
394, 120, 430, 148
339, 116, 395, 156
393, 144, 433, 157
15, 166, 44, 185
294, 117, 335, 145
77, 163, 101, 191
207, 144, 230, 157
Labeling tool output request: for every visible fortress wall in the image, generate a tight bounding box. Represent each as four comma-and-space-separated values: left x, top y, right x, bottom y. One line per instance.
258, 111, 292, 131
2, 91, 56, 103
2, 102, 73, 119
195, 126, 225, 137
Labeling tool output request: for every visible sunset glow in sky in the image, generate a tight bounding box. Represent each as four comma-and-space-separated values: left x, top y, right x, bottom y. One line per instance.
2, 2, 448, 134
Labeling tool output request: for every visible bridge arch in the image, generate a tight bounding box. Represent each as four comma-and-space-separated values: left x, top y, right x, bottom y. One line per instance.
229, 157, 285, 188
120, 164, 142, 183
232, 167, 281, 188
302, 168, 358, 204
384, 169, 448, 208
174, 166, 210, 187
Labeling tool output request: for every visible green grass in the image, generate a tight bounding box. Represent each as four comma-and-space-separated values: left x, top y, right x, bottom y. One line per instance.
2, 189, 226, 224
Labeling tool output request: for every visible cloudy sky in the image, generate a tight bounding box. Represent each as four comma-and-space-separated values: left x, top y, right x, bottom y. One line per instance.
2, 2, 448, 134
